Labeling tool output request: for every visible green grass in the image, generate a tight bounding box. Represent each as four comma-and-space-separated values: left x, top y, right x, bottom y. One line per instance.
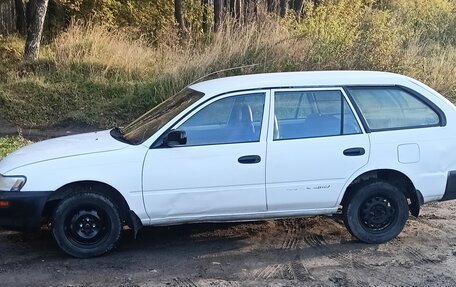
0, 136, 31, 159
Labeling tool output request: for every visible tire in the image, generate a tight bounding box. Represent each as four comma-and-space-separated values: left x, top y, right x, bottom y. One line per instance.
342, 180, 409, 244
52, 192, 122, 258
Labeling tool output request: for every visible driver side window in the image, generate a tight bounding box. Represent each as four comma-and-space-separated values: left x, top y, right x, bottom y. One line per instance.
178, 93, 265, 146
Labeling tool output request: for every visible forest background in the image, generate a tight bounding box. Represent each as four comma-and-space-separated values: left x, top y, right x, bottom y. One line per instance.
0, 0, 455, 130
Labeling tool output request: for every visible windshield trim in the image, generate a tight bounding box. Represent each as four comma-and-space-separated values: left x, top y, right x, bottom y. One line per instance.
118, 88, 205, 145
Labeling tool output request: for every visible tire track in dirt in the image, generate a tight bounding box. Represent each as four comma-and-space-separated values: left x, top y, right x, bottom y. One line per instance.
289, 260, 310, 282
404, 246, 441, 264
389, 238, 446, 266
221, 281, 240, 287
253, 263, 283, 280
302, 233, 378, 285
303, 233, 413, 287
173, 277, 199, 287
252, 219, 311, 282
197, 279, 241, 287
281, 219, 302, 250
279, 220, 311, 282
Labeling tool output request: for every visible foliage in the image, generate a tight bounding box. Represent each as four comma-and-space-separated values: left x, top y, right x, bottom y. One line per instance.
0, 35, 23, 82
0, 136, 31, 159
46, 0, 208, 43
1, 0, 456, 129
379, 0, 456, 45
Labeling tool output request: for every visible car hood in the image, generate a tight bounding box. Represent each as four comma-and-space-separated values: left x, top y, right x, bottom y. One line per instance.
0, 130, 129, 174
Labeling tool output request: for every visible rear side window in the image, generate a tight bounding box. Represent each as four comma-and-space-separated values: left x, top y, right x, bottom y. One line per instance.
347, 87, 440, 131
274, 90, 361, 140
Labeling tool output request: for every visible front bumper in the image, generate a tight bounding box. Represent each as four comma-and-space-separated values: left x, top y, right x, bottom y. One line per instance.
441, 171, 456, 202
0, 191, 51, 230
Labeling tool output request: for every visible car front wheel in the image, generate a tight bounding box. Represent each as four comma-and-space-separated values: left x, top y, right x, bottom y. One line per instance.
52, 192, 122, 258
343, 181, 409, 244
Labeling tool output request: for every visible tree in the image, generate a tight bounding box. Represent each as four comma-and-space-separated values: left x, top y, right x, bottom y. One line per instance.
234, 0, 242, 20
267, 0, 278, 13
290, 0, 305, 21
201, 0, 209, 33
228, 0, 235, 17
214, 0, 222, 32
24, 0, 49, 62
174, 0, 186, 34
279, 0, 288, 17
0, 0, 16, 35
15, 0, 27, 36
244, 0, 258, 22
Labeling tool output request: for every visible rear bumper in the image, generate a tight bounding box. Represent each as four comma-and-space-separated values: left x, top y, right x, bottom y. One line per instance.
0, 191, 51, 231
440, 171, 456, 202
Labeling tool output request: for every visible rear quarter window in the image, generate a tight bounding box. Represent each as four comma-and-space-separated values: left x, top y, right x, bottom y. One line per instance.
347, 87, 441, 131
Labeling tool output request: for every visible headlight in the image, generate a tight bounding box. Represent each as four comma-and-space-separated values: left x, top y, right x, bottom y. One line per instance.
0, 174, 26, 192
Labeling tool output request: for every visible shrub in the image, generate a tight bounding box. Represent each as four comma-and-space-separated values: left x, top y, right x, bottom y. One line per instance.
381, 0, 456, 45
0, 136, 31, 159
1, 0, 456, 130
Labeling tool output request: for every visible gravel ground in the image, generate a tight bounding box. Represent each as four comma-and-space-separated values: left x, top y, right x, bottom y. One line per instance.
1, 201, 456, 287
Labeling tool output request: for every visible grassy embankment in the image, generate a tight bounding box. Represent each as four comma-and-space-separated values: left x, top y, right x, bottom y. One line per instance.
0, 136, 30, 159
0, 0, 456, 131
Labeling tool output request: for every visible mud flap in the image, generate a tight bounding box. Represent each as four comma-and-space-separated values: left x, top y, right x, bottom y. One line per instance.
128, 210, 143, 239
409, 189, 424, 217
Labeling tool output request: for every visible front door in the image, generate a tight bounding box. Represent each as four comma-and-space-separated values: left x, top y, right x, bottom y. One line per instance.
266, 88, 370, 211
142, 91, 270, 220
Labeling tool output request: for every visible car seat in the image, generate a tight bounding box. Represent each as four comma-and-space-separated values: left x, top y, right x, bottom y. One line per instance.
227, 103, 256, 142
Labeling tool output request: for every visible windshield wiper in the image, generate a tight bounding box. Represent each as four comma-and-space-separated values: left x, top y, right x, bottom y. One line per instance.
110, 126, 133, 145
113, 126, 124, 135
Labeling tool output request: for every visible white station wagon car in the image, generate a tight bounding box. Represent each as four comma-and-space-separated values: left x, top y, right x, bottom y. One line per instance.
1, 71, 456, 258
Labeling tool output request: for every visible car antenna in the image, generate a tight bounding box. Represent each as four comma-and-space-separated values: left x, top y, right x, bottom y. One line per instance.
186, 63, 260, 87
159, 64, 260, 103
123, 63, 261, 130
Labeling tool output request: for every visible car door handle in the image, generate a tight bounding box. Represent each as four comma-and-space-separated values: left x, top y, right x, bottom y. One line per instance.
238, 155, 261, 164
343, 147, 365, 156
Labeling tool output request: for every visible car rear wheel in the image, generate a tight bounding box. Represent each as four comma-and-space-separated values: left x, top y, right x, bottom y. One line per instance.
343, 181, 409, 244
52, 192, 122, 258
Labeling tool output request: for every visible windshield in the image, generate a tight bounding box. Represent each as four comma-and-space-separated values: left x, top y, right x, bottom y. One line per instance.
121, 88, 205, 144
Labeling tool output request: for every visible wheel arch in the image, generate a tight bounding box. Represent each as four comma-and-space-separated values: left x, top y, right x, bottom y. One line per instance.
42, 180, 142, 231
340, 169, 423, 217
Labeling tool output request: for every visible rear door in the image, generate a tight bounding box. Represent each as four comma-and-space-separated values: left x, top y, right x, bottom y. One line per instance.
346, 86, 448, 201
265, 88, 370, 211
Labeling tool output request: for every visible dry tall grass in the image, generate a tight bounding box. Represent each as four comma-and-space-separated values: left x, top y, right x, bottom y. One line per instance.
1, 0, 456, 128
52, 23, 161, 80
404, 45, 456, 101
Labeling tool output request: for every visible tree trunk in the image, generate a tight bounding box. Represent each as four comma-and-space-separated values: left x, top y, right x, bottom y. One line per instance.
229, 0, 235, 17
214, 0, 222, 32
24, 0, 49, 62
0, 0, 16, 35
201, 0, 209, 34
267, 0, 278, 13
244, 0, 258, 22
279, 0, 287, 17
234, 0, 241, 20
291, 0, 305, 21
15, 0, 26, 35
174, 0, 186, 34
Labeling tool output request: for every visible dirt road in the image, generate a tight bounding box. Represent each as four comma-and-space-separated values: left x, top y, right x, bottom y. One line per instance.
1, 201, 456, 287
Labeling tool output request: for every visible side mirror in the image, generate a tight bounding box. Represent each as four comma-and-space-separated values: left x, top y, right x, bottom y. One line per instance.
164, 130, 187, 147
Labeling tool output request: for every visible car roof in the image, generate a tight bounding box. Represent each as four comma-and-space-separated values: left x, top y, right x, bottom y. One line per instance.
189, 71, 412, 95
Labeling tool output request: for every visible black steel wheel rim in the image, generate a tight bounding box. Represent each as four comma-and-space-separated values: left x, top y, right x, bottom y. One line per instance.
359, 196, 397, 232
64, 205, 111, 246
